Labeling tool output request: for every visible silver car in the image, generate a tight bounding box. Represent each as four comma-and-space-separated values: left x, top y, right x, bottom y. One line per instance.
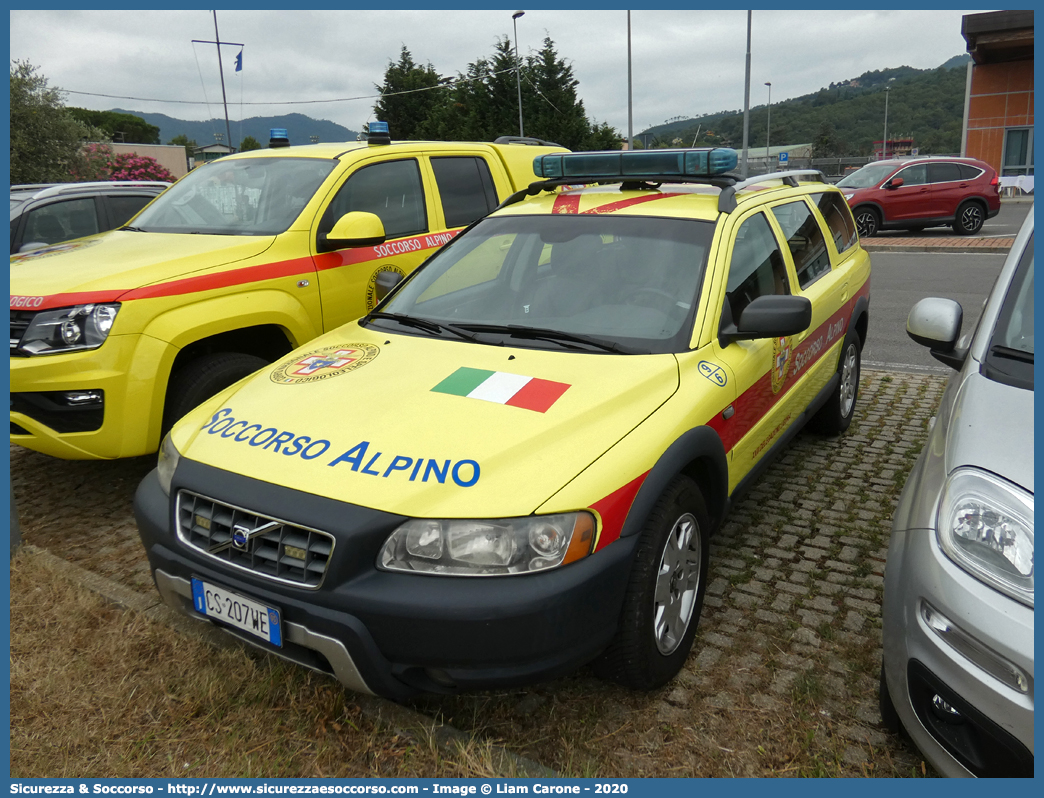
880, 208, 1034, 777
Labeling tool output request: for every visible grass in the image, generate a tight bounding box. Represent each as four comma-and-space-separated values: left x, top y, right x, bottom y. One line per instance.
9, 549, 511, 779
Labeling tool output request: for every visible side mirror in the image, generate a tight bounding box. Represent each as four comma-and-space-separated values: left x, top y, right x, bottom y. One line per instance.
373, 270, 404, 303
719, 294, 812, 347
318, 211, 386, 253
907, 297, 966, 370
885, 177, 904, 189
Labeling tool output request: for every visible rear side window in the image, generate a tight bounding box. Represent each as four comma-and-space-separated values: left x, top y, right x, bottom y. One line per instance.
771, 200, 832, 288
108, 194, 155, 228
928, 162, 962, 183
726, 212, 789, 321
431, 157, 498, 228
957, 164, 985, 180
23, 198, 99, 246
321, 159, 427, 239
810, 192, 857, 255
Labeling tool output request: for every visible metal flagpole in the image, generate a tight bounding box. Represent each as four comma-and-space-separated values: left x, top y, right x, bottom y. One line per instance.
213, 11, 233, 152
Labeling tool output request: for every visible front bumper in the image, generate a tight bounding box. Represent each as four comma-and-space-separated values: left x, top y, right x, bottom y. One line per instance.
882, 523, 1034, 777
134, 458, 638, 700
10, 333, 175, 459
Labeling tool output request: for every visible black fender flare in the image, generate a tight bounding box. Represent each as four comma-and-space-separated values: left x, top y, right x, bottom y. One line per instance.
846, 293, 870, 357
852, 202, 886, 224
619, 426, 729, 539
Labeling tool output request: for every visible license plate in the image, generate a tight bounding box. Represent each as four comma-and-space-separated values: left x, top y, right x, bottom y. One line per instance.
191, 578, 283, 647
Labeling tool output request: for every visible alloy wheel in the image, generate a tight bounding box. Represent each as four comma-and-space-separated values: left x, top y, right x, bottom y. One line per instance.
652, 512, 701, 655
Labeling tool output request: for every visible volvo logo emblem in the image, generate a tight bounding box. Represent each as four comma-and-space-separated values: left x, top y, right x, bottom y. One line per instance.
208, 520, 280, 555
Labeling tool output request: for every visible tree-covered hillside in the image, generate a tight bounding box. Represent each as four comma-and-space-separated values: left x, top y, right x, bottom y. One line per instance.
643, 57, 970, 156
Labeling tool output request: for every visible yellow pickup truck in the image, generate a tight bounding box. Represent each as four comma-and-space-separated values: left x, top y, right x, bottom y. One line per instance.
10, 127, 565, 460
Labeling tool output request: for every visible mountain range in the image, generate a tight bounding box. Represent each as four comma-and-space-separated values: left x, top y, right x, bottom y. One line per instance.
110, 109, 359, 148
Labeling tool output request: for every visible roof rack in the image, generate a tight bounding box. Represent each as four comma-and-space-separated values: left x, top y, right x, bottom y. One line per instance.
493, 136, 563, 147
717, 169, 829, 213
496, 174, 739, 211
26, 181, 171, 200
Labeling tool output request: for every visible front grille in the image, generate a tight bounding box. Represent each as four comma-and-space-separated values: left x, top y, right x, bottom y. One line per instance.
176, 490, 335, 589
10, 310, 37, 354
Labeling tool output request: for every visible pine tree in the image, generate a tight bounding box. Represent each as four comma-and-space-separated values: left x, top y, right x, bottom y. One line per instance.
372, 46, 449, 140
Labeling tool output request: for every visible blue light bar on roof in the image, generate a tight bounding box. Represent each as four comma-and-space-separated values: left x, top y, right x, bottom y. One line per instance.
533, 148, 738, 180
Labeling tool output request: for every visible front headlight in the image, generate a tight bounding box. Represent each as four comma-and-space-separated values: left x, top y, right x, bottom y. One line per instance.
157, 434, 181, 497
842, 192, 854, 201
937, 468, 1033, 607
19, 303, 120, 355
378, 512, 596, 576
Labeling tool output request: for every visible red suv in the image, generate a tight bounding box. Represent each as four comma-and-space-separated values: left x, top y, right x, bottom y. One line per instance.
837, 157, 1001, 237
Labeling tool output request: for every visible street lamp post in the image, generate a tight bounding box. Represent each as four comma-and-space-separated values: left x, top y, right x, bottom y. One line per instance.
512, 10, 525, 139
765, 81, 772, 161
882, 85, 890, 160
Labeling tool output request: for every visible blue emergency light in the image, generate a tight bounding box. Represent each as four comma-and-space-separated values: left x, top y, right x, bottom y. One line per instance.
367, 120, 392, 146
533, 148, 738, 180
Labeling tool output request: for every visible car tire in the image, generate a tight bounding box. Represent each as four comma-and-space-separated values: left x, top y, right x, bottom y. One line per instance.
164, 352, 268, 434
879, 663, 902, 735
809, 337, 860, 435
952, 200, 985, 235
592, 475, 710, 690
854, 207, 880, 238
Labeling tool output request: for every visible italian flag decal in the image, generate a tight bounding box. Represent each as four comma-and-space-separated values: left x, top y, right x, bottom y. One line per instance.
432, 367, 570, 413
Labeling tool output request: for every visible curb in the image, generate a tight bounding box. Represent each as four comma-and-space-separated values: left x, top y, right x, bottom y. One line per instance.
17, 544, 556, 779
862, 238, 1014, 255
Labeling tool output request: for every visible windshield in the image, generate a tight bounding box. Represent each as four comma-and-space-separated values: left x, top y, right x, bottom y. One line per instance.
379, 213, 714, 354
984, 234, 1033, 389
836, 163, 898, 189
130, 156, 337, 235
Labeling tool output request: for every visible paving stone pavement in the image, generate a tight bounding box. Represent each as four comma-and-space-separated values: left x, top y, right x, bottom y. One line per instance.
10, 367, 948, 776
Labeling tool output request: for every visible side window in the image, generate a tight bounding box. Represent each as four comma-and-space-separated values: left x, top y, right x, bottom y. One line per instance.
23, 198, 99, 246
431, 157, 498, 228
928, 162, 962, 184
810, 192, 857, 255
771, 200, 832, 289
895, 164, 927, 186
320, 159, 427, 240
957, 164, 984, 180
725, 212, 789, 321
107, 194, 155, 228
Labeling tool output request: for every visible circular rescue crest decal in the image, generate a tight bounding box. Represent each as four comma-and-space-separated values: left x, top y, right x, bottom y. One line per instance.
270, 343, 379, 385
771, 336, 792, 394
11, 238, 101, 263
364, 265, 406, 312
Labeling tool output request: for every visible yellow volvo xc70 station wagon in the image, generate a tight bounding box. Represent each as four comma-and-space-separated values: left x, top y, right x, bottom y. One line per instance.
136, 148, 870, 699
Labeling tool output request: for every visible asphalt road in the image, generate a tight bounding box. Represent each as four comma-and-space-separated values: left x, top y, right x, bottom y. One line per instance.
861, 250, 1008, 373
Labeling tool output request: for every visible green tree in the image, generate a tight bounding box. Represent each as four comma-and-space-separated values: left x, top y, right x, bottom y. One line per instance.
10, 61, 102, 183
168, 134, 198, 152
583, 121, 622, 151
372, 46, 449, 139
68, 108, 160, 144
239, 135, 262, 152
522, 37, 592, 150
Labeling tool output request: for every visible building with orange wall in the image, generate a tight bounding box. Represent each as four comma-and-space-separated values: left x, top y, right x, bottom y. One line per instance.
961, 10, 1033, 176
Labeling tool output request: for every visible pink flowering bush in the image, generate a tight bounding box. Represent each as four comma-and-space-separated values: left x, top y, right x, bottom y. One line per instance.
69, 145, 175, 183
108, 153, 175, 182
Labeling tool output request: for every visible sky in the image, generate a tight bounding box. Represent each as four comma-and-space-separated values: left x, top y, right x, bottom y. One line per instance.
10, 8, 987, 140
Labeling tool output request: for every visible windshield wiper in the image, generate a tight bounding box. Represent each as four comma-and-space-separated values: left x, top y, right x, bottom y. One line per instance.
456, 323, 634, 354
121, 226, 146, 232
989, 344, 1034, 363
363, 311, 489, 343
